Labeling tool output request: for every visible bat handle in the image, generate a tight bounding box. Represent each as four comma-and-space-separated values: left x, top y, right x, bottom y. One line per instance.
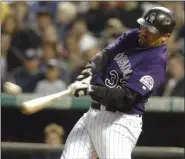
52, 89, 73, 100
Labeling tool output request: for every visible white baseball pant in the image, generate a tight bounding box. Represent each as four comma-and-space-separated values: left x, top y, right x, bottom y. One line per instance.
61, 106, 142, 159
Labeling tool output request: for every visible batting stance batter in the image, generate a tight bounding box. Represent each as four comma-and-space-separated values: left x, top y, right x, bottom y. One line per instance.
61, 7, 176, 159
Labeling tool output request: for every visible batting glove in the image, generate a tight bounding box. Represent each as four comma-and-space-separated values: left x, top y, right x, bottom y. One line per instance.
68, 81, 93, 97
76, 67, 93, 84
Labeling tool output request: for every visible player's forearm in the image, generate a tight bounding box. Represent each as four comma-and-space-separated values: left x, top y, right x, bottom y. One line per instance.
85, 49, 110, 73
89, 85, 141, 108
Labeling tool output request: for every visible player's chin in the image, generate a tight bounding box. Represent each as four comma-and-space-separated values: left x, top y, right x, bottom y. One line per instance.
139, 39, 149, 48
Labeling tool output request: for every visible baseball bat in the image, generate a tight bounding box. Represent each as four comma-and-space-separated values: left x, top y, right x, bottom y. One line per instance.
21, 89, 72, 115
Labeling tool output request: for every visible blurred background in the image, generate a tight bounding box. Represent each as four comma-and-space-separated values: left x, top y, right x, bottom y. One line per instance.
1, 1, 184, 159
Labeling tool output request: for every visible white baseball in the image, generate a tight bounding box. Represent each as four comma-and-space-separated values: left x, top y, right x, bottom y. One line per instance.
3, 82, 22, 95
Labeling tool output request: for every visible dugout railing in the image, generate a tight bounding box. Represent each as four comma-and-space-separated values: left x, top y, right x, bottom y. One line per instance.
1, 93, 184, 112
1, 142, 184, 158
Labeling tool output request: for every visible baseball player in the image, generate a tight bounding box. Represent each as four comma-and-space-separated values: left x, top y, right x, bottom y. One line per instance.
61, 7, 176, 159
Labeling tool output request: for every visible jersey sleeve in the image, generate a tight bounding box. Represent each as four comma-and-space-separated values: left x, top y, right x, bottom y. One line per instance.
125, 64, 166, 97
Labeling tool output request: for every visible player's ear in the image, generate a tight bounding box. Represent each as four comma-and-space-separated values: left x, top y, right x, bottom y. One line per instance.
164, 33, 171, 38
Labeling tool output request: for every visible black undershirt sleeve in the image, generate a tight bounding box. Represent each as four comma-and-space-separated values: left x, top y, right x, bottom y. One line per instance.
89, 85, 142, 108
85, 49, 110, 73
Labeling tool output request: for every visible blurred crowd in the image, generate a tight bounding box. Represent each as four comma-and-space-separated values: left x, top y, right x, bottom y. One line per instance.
1, 1, 184, 97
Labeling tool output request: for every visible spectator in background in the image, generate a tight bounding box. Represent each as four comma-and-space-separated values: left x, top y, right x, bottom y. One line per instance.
71, 19, 98, 54
40, 42, 69, 83
43, 25, 58, 45
2, 15, 19, 36
36, 8, 52, 34
103, 1, 123, 22
44, 123, 65, 145
70, 41, 101, 83
120, 2, 143, 29
84, 1, 107, 37
64, 33, 83, 73
10, 2, 29, 28
83, 47, 101, 62
76, 1, 89, 14
166, 32, 182, 57
67, 19, 99, 83
8, 48, 44, 93
6, 8, 52, 72
101, 18, 128, 47
41, 42, 58, 65
1, 3, 24, 72
28, 1, 57, 25
1, 32, 12, 82
3, 14, 24, 72
35, 59, 67, 95
56, 2, 77, 42
153, 54, 184, 97
1, 2, 11, 24
31, 123, 65, 159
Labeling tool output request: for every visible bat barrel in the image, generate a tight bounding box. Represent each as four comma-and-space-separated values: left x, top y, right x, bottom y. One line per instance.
21, 89, 72, 115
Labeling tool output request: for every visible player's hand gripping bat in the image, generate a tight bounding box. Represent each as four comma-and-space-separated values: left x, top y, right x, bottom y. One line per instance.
21, 76, 92, 115
21, 89, 73, 115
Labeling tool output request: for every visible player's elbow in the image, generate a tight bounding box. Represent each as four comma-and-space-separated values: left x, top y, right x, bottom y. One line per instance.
116, 87, 142, 108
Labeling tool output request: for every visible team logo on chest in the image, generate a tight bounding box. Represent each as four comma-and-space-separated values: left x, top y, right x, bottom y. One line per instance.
105, 53, 133, 88
113, 53, 133, 79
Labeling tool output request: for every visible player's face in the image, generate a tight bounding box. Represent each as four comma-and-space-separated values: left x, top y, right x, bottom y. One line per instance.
139, 26, 163, 48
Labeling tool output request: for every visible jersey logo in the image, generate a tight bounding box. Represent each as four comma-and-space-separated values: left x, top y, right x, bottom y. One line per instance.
139, 75, 154, 91
105, 70, 125, 88
105, 52, 133, 89
146, 12, 156, 24
113, 53, 133, 80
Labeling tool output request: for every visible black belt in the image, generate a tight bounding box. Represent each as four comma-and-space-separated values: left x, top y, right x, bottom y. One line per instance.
91, 102, 142, 117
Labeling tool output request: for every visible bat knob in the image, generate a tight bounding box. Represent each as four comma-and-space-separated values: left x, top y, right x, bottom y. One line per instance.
20, 105, 33, 115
